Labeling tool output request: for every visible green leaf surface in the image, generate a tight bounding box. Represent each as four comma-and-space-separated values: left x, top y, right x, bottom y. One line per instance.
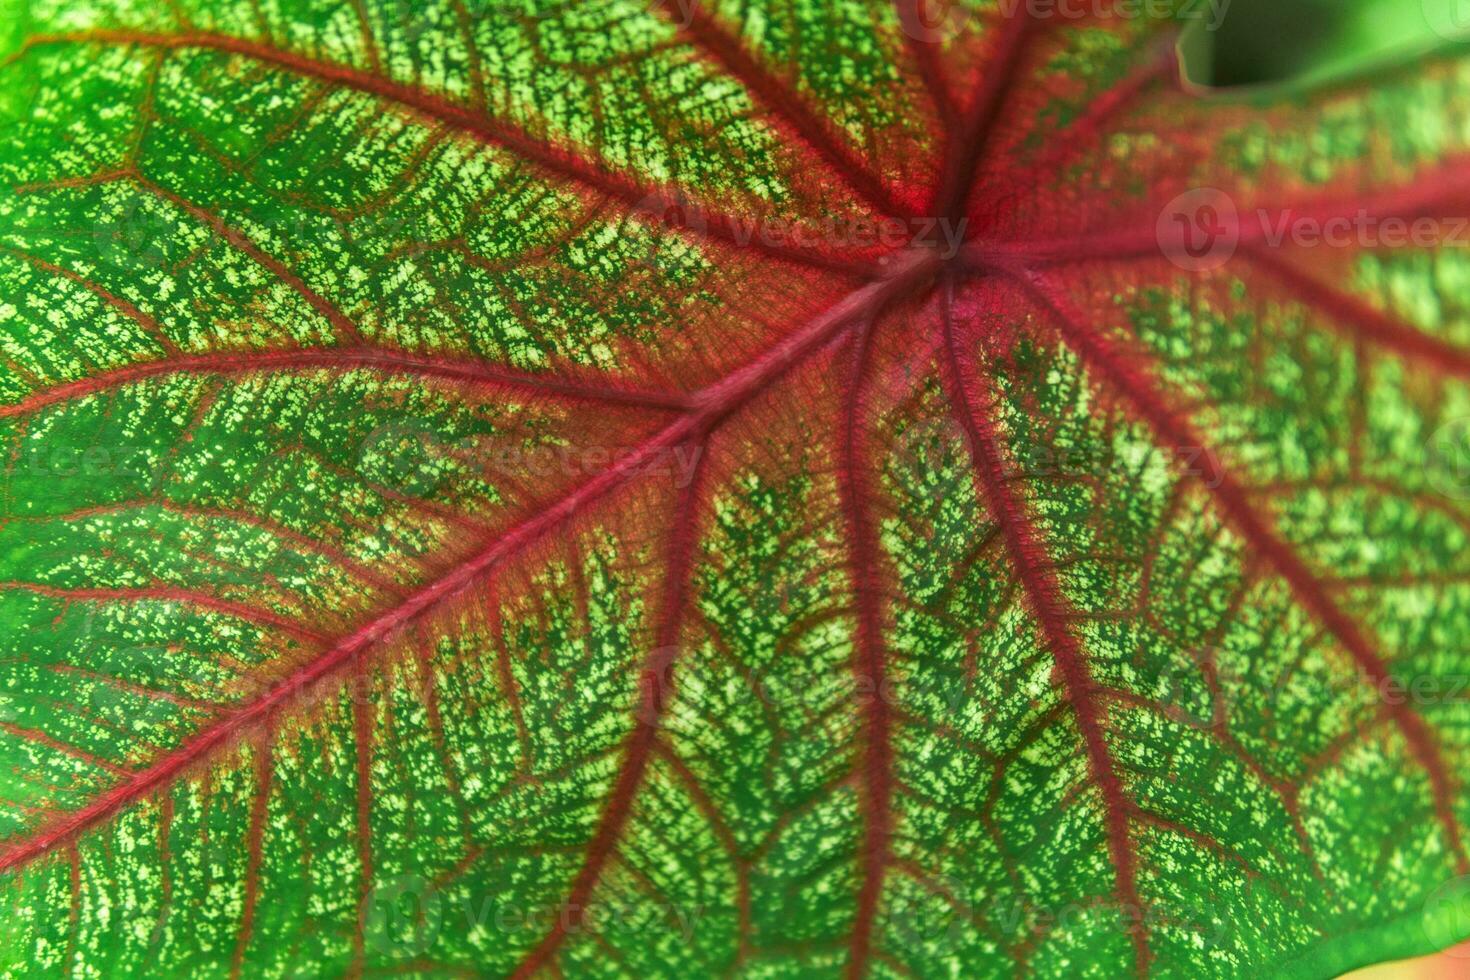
0, 1, 1468, 978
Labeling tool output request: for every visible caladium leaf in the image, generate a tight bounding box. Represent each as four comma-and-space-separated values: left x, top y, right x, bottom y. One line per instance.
0, 0, 1469, 976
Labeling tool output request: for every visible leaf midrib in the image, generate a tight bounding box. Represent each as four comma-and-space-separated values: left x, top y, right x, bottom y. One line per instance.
7, 13, 1470, 977
0, 247, 942, 875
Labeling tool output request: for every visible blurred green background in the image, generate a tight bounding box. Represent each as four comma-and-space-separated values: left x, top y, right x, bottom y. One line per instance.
1193, 0, 1468, 86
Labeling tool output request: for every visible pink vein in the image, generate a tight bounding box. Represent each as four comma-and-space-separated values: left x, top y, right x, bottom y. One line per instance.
938, 284, 1150, 977
0, 245, 179, 355
414, 627, 475, 851
0, 248, 940, 876
838, 315, 895, 979
1012, 268, 1470, 876
664, 2, 911, 218
39, 497, 401, 597
64, 846, 80, 975
133, 175, 362, 346
1240, 243, 1470, 376
510, 450, 709, 978
45, 665, 218, 711
351, 669, 376, 973
21, 30, 878, 277
893, 0, 961, 126
0, 346, 691, 420
0, 582, 326, 644
231, 734, 272, 980
1025, 44, 1179, 176
0, 722, 131, 777
931, 6, 1039, 222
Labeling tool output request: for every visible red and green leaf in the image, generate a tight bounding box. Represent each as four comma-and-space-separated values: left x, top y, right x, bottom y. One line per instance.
0, 1, 1468, 976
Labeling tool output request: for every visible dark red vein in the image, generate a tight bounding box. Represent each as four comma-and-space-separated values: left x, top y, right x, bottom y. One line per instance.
662, 2, 911, 218
0, 249, 940, 877
21, 31, 879, 277
962, 223, 1161, 268
0, 722, 131, 777
1012, 268, 1470, 875
352, 669, 376, 974
0, 581, 326, 644
837, 315, 895, 979
45, 665, 218, 712
487, 582, 533, 774
656, 741, 752, 958
688, 248, 939, 416
413, 629, 474, 853
1240, 244, 1470, 376
931, 7, 1039, 222
1134, 808, 1267, 882
132, 175, 363, 346
41, 497, 401, 597
349, 0, 381, 74
0, 346, 690, 421
0, 245, 179, 355
231, 733, 273, 980
153, 797, 172, 961
1026, 43, 1178, 176
64, 845, 81, 976
311, 449, 494, 538
449, 0, 487, 110
511, 448, 709, 979
938, 282, 1150, 976
893, 0, 961, 125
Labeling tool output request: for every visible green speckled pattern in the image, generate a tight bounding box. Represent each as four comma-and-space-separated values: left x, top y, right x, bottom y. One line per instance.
0, 1, 1467, 978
